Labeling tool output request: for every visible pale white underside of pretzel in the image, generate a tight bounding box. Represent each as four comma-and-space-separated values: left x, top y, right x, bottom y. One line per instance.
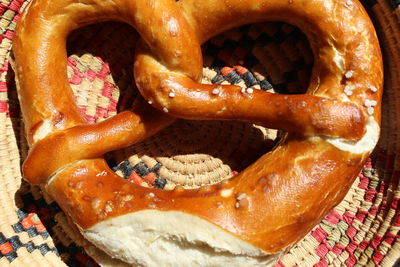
83, 211, 280, 267
322, 116, 379, 153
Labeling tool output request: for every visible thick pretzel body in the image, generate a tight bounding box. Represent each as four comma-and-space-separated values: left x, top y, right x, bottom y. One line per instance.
13, 0, 383, 266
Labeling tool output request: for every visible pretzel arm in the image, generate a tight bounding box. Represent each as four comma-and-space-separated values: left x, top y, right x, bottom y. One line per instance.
23, 99, 175, 185
134, 64, 366, 140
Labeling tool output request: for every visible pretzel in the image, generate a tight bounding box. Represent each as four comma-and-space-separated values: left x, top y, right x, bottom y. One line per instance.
12, 0, 383, 266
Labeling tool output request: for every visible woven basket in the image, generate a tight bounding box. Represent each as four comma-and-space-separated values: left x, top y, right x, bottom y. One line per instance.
1, 0, 400, 266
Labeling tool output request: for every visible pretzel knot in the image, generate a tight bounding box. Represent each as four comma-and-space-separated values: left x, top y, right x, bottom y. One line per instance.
13, 0, 383, 266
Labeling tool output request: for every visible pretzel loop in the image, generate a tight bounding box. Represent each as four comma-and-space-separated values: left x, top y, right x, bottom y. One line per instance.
13, 0, 201, 185
135, 0, 379, 141
13, 0, 383, 265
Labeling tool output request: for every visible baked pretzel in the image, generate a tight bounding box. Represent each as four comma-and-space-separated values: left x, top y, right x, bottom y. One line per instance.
13, 0, 383, 266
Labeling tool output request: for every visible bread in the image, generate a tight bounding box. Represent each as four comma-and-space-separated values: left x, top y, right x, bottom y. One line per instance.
12, 0, 383, 266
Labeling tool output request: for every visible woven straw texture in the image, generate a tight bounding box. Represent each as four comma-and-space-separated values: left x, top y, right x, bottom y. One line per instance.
0, 0, 400, 266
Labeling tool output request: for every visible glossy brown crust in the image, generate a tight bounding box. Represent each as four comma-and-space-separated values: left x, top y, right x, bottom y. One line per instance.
14, 0, 383, 257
